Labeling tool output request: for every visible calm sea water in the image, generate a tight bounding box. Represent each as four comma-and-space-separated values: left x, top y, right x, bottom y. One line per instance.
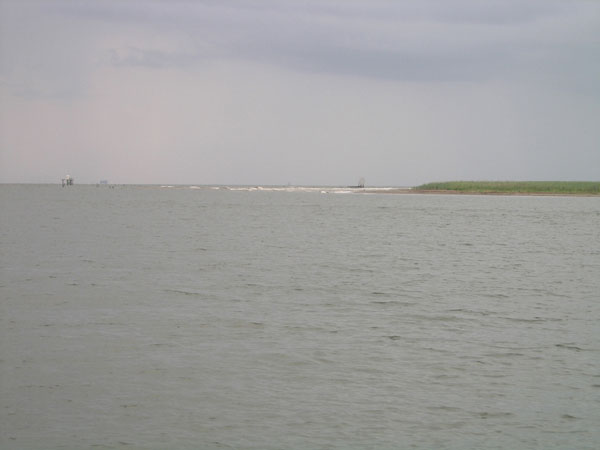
1, 184, 599, 449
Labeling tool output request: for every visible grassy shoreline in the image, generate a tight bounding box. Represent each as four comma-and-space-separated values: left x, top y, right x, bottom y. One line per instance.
413, 181, 600, 195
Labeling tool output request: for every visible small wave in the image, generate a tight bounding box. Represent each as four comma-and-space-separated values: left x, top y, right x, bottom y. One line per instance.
489, 344, 543, 350
502, 316, 557, 323
477, 411, 514, 419
422, 346, 453, 354
407, 314, 471, 322
427, 405, 463, 412
164, 288, 202, 296
555, 343, 584, 351
372, 300, 414, 307
483, 352, 525, 357
446, 308, 492, 316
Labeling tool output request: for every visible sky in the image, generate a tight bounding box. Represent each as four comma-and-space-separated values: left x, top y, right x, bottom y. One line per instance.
1, 0, 599, 186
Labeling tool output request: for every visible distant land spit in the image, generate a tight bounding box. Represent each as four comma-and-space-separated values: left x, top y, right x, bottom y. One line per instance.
406, 181, 599, 195
361, 181, 599, 196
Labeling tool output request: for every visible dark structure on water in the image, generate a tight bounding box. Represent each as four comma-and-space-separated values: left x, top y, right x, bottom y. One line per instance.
61, 175, 74, 187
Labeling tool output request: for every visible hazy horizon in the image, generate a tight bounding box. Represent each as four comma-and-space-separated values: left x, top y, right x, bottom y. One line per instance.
2, 180, 600, 188
1, 0, 599, 185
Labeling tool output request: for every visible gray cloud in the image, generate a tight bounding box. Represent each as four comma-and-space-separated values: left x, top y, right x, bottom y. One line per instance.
38, 0, 600, 86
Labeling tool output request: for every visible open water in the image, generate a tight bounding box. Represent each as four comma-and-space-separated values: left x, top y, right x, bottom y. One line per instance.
1, 184, 599, 449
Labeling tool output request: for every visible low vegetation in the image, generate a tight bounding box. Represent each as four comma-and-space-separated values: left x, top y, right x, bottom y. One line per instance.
415, 181, 600, 195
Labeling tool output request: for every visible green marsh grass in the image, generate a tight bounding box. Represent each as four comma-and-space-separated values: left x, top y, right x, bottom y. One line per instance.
415, 181, 600, 195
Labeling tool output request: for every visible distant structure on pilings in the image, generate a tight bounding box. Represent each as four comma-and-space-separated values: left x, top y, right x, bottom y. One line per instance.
349, 177, 365, 189
61, 175, 74, 187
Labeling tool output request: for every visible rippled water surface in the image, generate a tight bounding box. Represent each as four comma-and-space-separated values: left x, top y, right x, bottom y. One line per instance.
1, 185, 599, 449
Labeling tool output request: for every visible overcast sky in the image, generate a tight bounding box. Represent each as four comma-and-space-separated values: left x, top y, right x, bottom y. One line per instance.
1, 0, 599, 185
